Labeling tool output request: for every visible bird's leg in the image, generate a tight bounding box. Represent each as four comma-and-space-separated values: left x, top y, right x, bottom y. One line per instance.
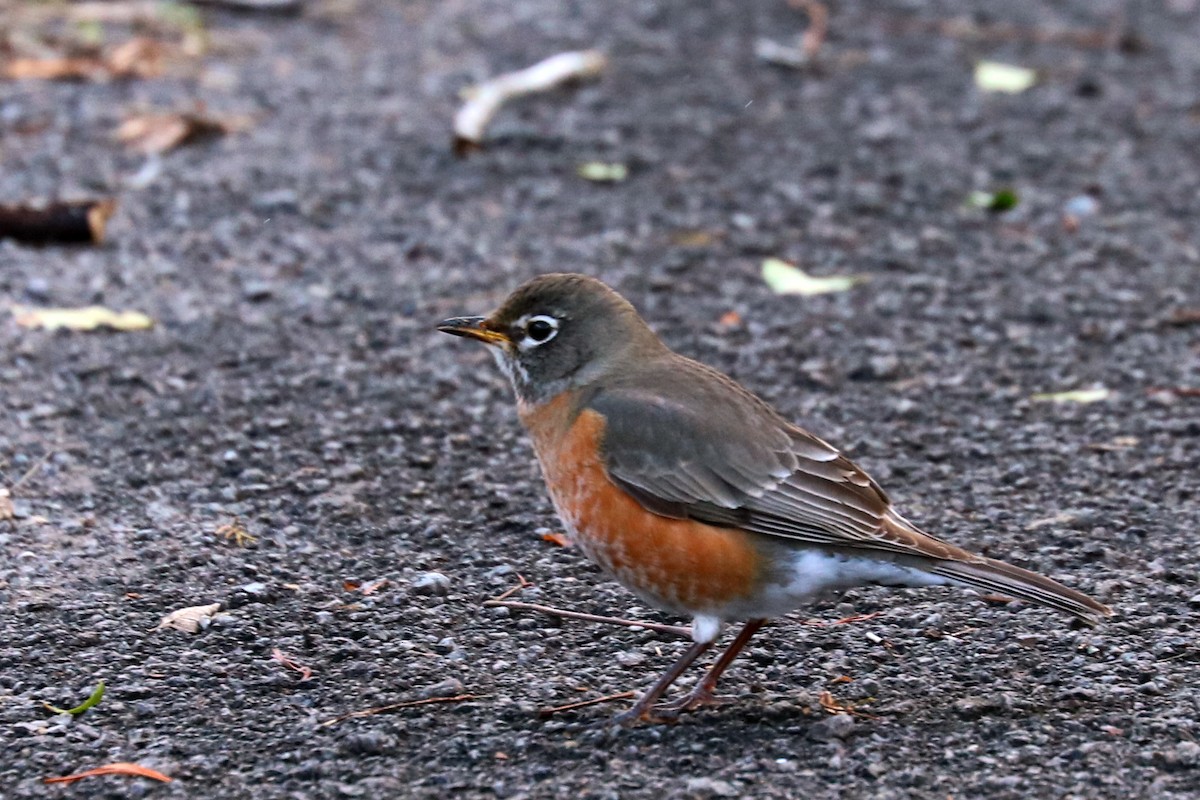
614, 639, 713, 726
656, 619, 767, 716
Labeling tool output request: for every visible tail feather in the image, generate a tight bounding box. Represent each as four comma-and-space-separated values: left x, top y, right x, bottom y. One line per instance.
928, 557, 1112, 624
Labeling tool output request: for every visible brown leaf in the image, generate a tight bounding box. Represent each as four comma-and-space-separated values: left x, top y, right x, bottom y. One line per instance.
155, 602, 221, 633
106, 38, 166, 79
4, 57, 105, 81
115, 111, 239, 154
45, 762, 172, 785
541, 531, 569, 547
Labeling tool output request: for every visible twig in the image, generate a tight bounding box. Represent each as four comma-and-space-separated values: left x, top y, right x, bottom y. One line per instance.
191, 0, 303, 13
0, 452, 53, 527
799, 610, 885, 628
453, 50, 607, 155
488, 574, 532, 603
9, 451, 53, 493
482, 600, 692, 639
538, 691, 636, 718
320, 694, 483, 727
0, 200, 116, 245
882, 14, 1127, 51
818, 690, 878, 720
270, 648, 314, 681
788, 0, 829, 59
1148, 386, 1200, 398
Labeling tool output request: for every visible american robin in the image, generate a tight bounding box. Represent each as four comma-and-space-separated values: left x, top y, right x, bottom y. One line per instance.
439, 273, 1112, 724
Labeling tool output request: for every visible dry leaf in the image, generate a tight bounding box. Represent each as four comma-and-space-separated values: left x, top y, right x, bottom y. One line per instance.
155, 602, 221, 633
106, 38, 166, 79
670, 229, 720, 247
215, 517, 255, 546
975, 61, 1037, 94
762, 257, 866, 296
45, 762, 172, 785
541, 531, 569, 547
1030, 388, 1111, 404
4, 57, 105, 81
718, 310, 742, 327
12, 305, 154, 332
361, 578, 389, 596
116, 112, 238, 154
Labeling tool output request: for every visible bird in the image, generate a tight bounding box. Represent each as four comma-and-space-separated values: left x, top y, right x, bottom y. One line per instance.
438, 273, 1112, 724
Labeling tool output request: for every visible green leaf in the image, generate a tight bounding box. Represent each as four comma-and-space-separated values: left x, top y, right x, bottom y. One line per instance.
966, 188, 1019, 212
975, 61, 1037, 94
1030, 388, 1111, 404
43, 680, 105, 716
576, 162, 628, 182
762, 258, 866, 296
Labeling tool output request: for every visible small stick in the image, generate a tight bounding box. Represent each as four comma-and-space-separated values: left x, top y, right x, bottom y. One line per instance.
8, 451, 53, 493
538, 691, 636, 718
798, 610, 885, 628
190, 0, 303, 13
488, 574, 532, 603
482, 599, 692, 639
320, 694, 482, 727
0, 200, 116, 245
453, 50, 607, 155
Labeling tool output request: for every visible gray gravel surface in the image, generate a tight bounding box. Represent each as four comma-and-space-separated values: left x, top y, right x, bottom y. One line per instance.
2, 1, 1199, 798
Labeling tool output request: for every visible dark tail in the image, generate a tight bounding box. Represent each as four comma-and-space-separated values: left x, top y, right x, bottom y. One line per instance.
928, 556, 1112, 624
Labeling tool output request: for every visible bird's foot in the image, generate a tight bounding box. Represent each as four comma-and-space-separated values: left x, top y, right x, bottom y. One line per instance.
613, 687, 731, 726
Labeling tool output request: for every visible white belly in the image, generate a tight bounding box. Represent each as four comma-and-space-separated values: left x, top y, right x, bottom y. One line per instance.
717, 549, 950, 621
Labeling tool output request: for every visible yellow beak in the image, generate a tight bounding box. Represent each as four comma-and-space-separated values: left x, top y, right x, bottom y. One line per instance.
436, 316, 510, 345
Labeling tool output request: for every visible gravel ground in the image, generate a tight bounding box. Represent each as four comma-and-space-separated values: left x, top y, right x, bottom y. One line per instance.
2, 1, 1199, 798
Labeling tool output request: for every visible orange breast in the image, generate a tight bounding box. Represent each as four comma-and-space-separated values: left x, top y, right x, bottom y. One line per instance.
519, 395, 763, 615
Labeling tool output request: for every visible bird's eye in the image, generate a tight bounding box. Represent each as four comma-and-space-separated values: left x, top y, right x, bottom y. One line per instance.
518, 314, 559, 348
527, 319, 554, 341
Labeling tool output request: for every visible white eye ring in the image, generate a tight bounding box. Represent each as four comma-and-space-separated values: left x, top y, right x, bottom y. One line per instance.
516, 314, 559, 350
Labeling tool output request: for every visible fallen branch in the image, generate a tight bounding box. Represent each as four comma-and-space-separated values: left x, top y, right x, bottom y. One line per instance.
482, 599, 691, 638
320, 694, 482, 727
0, 200, 116, 245
538, 691, 636, 718
453, 50, 607, 155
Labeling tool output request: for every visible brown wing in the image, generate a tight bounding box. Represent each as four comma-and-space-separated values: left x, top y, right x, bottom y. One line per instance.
588, 358, 1111, 622
589, 365, 953, 558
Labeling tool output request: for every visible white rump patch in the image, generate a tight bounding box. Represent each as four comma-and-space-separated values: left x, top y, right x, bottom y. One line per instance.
690, 614, 723, 644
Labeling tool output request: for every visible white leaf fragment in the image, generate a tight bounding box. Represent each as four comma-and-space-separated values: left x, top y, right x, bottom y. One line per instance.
762, 257, 866, 296
155, 602, 221, 633
975, 61, 1037, 94
453, 50, 607, 152
1030, 388, 1111, 404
